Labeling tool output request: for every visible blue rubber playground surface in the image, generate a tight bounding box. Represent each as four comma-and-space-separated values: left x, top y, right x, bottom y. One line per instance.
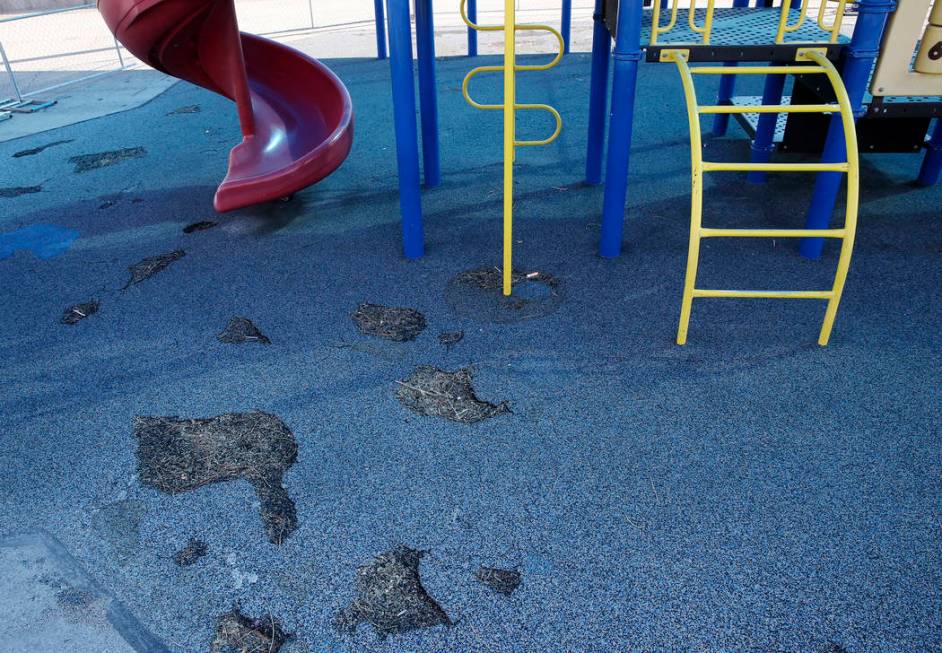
1, 54, 940, 652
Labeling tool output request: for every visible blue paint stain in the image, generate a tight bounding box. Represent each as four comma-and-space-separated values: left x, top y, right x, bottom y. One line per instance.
0, 224, 79, 261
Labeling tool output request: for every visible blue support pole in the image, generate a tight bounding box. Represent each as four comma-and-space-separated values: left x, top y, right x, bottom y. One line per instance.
800, 0, 895, 259
467, 0, 478, 56
599, 0, 643, 258
586, 0, 611, 184
562, 0, 573, 54
916, 119, 942, 187
387, 0, 424, 258
745, 72, 787, 183
712, 0, 751, 136
415, 0, 442, 188
374, 0, 387, 60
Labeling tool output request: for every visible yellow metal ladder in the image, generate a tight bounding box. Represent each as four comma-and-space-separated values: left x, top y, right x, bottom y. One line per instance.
664, 48, 859, 346
460, 0, 564, 296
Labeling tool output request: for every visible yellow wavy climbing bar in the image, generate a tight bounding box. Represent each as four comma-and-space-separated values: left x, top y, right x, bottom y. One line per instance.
459, 0, 564, 296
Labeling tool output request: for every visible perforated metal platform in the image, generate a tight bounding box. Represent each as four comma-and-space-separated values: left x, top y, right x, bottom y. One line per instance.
603, 4, 851, 62
730, 95, 789, 141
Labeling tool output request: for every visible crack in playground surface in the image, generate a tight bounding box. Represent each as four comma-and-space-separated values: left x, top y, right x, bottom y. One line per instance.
335, 545, 451, 637
351, 302, 427, 341
133, 411, 298, 544
445, 267, 563, 323
395, 366, 510, 424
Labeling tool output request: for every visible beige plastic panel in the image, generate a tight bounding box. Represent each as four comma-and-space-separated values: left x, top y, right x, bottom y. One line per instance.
872, 0, 942, 95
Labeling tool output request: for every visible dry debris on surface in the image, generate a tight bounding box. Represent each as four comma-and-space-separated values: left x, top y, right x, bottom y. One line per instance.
395, 366, 510, 424
60, 300, 99, 325
69, 147, 146, 173
12, 139, 73, 158
438, 330, 464, 350
351, 303, 427, 342
122, 250, 185, 290
474, 566, 522, 595
173, 538, 208, 567
217, 317, 271, 345
183, 220, 218, 233
210, 608, 289, 653
335, 545, 451, 637
134, 411, 298, 544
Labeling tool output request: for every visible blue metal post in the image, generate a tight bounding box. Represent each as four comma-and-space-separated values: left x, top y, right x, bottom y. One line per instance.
387, 0, 424, 258
586, 0, 611, 184
916, 119, 942, 187
599, 0, 643, 258
712, 0, 751, 136
562, 0, 573, 54
746, 0, 806, 179
374, 0, 387, 60
800, 0, 895, 259
415, 0, 442, 188
467, 0, 478, 56
745, 72, 787, 183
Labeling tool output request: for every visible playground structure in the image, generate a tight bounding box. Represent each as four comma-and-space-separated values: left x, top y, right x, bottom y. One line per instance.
95, 0, 942, 344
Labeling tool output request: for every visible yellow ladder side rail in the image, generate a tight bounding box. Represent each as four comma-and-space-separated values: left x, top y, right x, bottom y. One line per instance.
668, 49, 705, 347
460, 0, 564, 296
805, 48, 859, 344
665, 48, 859, 346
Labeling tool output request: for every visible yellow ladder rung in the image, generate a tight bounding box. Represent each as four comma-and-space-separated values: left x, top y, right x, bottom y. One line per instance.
699, 228, 846, 238
698, 104, 841, 114
690, 65, 827, 75
692, 289, 835, 299
702, 161, 850, 173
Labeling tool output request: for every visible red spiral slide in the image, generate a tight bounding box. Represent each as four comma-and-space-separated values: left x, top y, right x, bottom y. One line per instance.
98, 0, 354, 212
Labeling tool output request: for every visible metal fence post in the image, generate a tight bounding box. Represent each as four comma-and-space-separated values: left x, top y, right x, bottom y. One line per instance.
114, 38, 126, 68
308, 0, 315, 30
0, 42, 24, 103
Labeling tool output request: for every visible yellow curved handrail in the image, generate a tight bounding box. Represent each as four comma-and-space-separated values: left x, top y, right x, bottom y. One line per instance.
651, 0, 681, 45
460, 0, 564, 295
687, 0, 716, 45
817, 0, 849, 43
775, 0, 808, 42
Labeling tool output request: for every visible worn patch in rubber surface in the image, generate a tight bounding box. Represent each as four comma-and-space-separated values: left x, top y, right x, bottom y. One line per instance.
133, 411, 298, 544
217, 317, 271, 345
122, 250, 185, 290
445, 267, 563, 323
335, 545, 450, 636
210, 608, 289, 653
474, 566, 522, 595
351, 303, 427, 342
61, 300, 99, 325
69, 147, 146, 173
395, 366, 509, 424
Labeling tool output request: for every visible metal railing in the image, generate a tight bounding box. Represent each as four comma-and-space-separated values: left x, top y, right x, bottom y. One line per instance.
0, 3, 126, 105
